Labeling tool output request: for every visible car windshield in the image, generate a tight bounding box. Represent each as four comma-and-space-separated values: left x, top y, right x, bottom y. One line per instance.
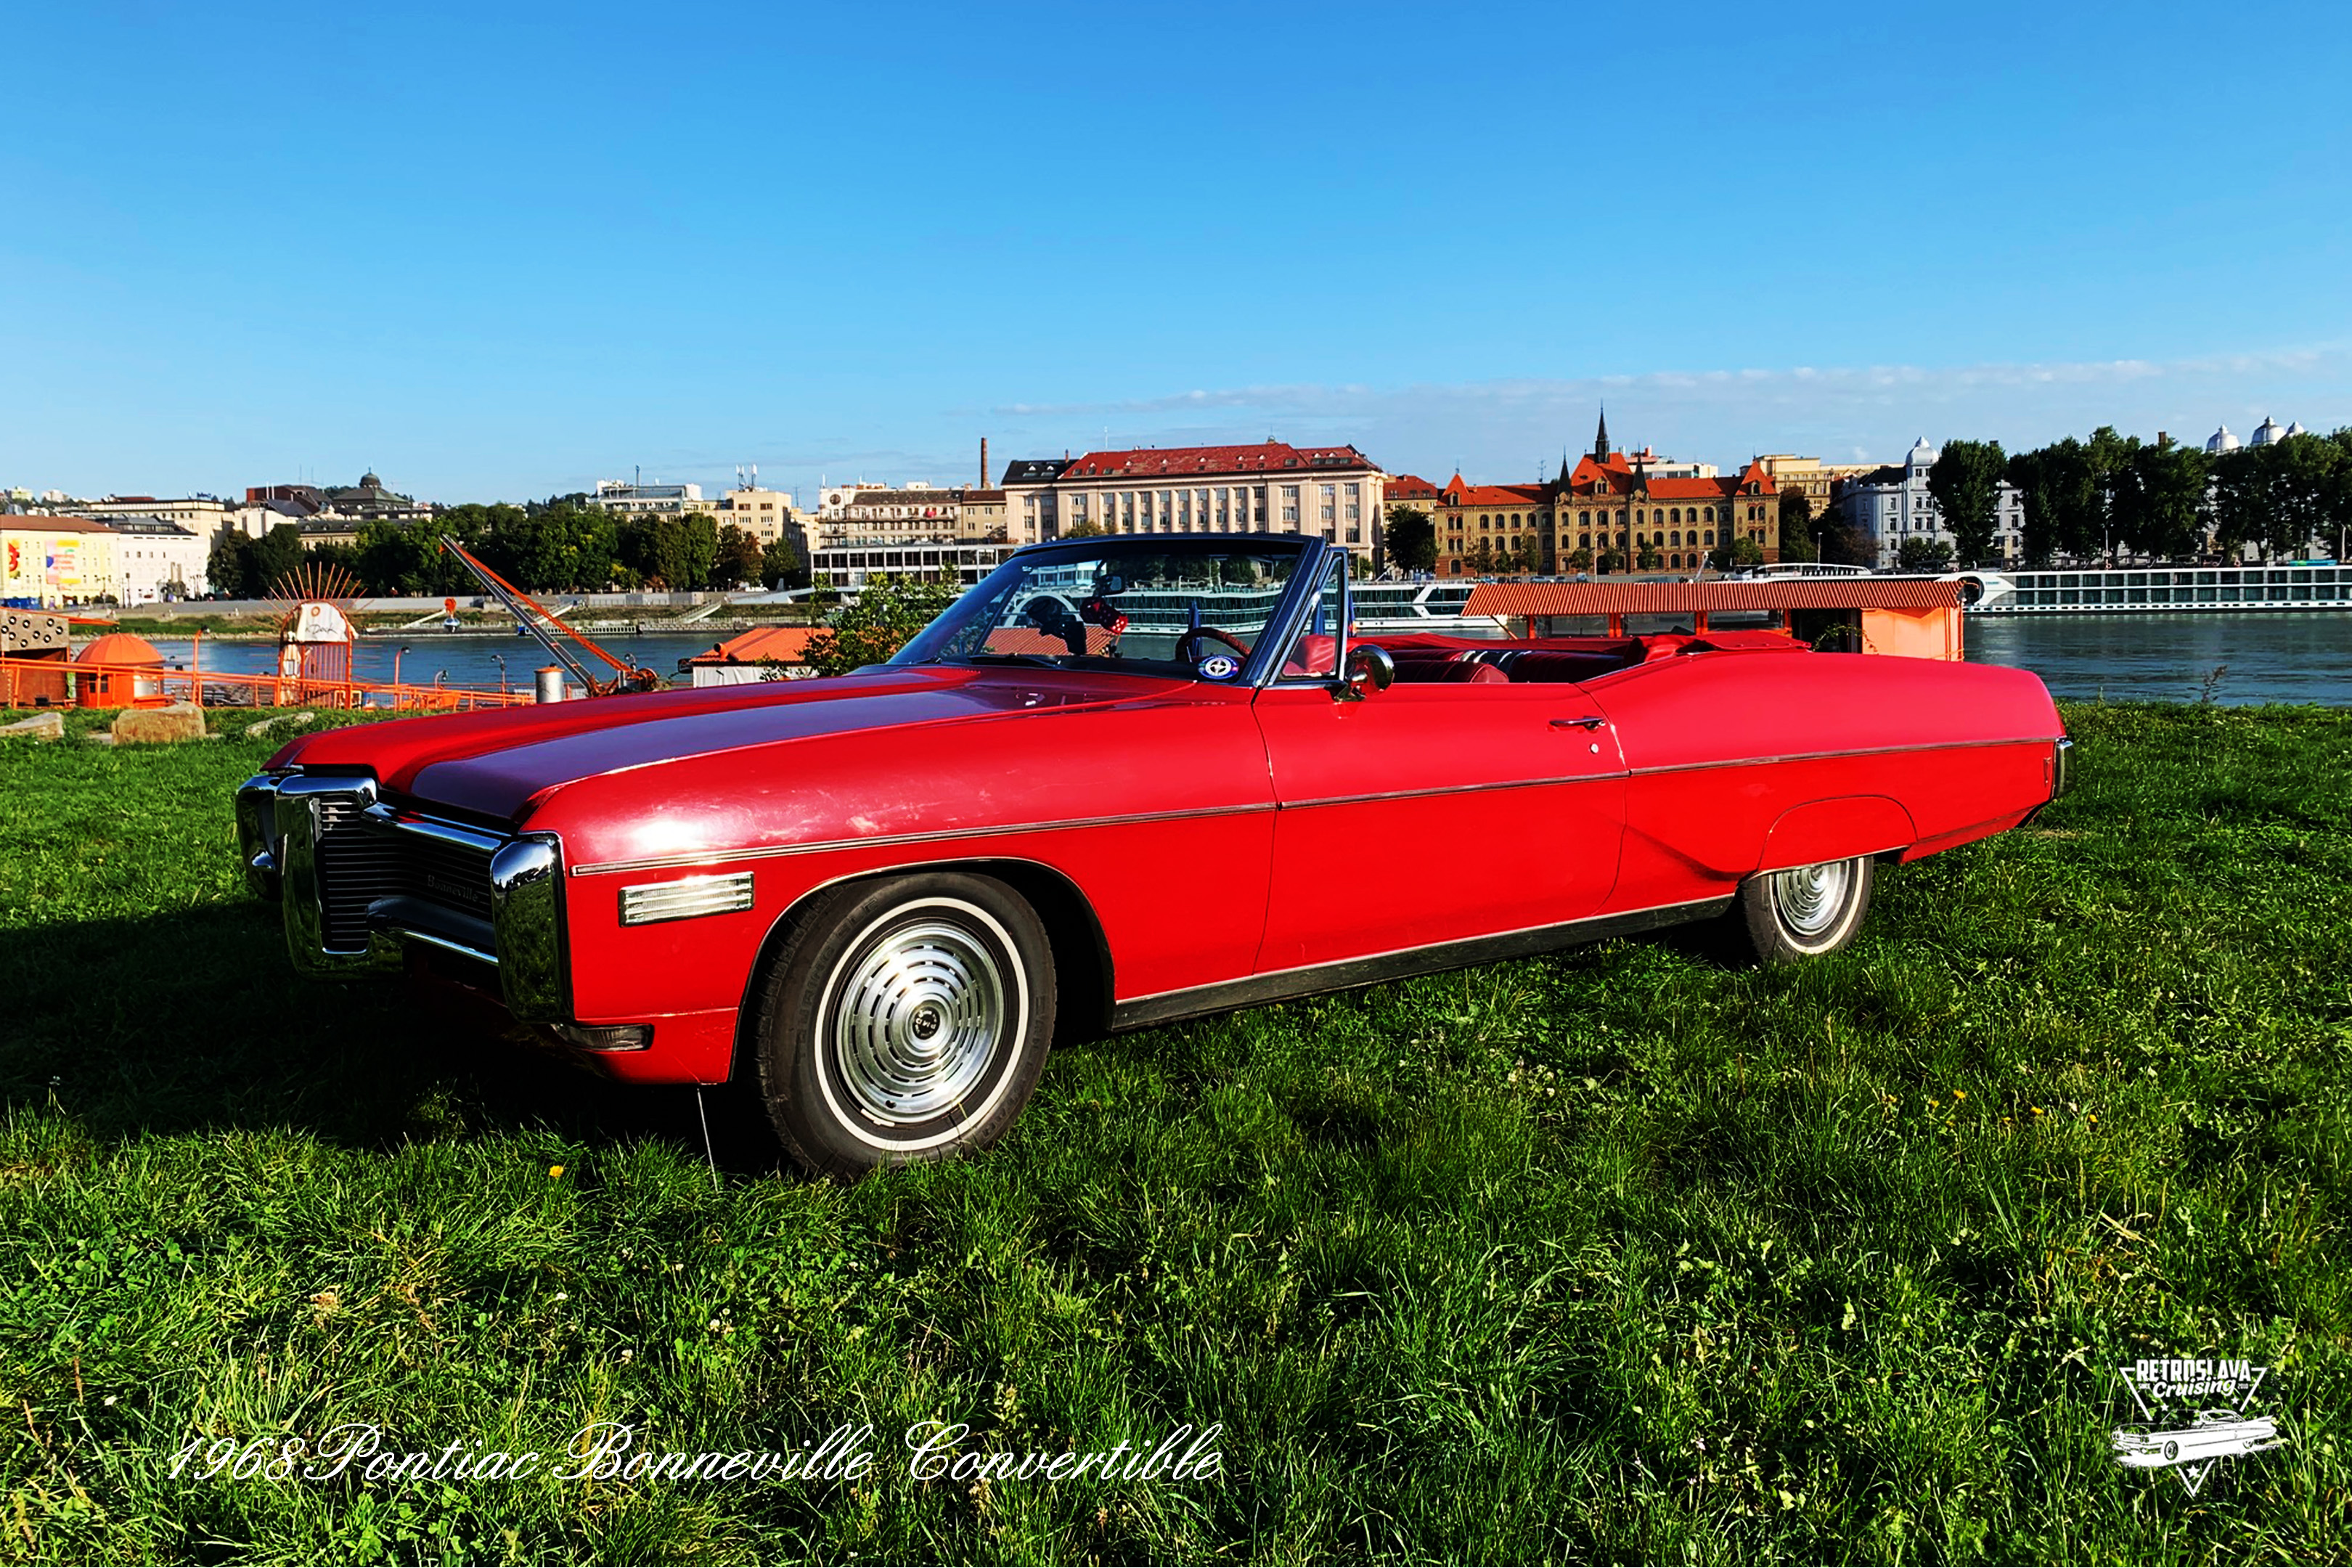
891, 539, 1315, 681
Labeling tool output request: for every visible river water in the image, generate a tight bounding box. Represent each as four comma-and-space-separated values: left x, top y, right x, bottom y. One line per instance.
142, 612, 2348, 707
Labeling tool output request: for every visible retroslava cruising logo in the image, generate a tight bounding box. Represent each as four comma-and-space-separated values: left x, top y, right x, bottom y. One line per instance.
2110, 1355, 2287, 1495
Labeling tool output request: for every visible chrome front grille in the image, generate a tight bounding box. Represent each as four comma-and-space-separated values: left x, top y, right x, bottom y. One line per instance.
269, 773, 567, 1018
314, 814, 497, 950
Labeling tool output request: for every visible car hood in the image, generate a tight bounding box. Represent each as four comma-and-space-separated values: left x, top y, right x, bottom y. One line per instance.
277, 665, 1194, 822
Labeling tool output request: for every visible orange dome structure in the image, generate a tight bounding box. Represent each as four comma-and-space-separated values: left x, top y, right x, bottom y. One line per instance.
74, 632, 168, 709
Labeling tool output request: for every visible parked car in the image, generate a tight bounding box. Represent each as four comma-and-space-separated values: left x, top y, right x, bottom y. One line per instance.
236, 535, 2071, 1174
2111, 1413, 2283, 1468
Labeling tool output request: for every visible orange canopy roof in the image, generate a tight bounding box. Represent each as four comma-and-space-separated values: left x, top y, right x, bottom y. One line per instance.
1463, 579, 1964, 617
687, 625, 818, 665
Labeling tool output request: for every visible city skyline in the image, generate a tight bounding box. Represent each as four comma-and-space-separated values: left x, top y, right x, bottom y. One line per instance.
4, 1, 2347, 505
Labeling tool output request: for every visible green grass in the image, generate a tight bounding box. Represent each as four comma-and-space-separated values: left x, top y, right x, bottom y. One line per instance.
2, 702, 2348, 1564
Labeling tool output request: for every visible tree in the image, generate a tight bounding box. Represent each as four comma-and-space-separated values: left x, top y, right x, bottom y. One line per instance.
1565, 546, 1593, 572
206, 530, 250, 597
1778, 490, 1817, 562
2205, 444, 2269, 560
1925, 438, 2006, 565
1811, 508, 1868, 565
1895, 536, 1956, 573
714, 524, 765, 589
354, 515, 476, 596
2112, 441, 2209, 560
1384, 506, 1437, 573
1636, 544, 1663, 571
2271, 432, 2346, 561
1063, 520, 1106, 539
802, 574, 960, 677
1710, 536, 1765, 572
1471, 539, 1496, 576
759, 539, 807, 590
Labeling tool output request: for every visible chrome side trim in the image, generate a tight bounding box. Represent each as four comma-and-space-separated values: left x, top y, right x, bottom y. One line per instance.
490, 833, 568, 1021
570, 801, 1281, 878
234, 774, 283, 900
277, 775, 401, 976
1624, 735, 2051, 778
1110, 895, 1735, 1032
2051, 736, 2075, 799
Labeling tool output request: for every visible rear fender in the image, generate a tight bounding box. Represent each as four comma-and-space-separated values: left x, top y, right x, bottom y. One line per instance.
1757, 796, 1917, 874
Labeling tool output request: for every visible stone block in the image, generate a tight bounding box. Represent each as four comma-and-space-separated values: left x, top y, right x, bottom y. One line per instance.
112, 703, 208, 745
0, 711, 65, 742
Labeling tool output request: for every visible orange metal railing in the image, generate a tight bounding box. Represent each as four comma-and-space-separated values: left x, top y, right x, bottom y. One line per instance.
0, 653, 536, 714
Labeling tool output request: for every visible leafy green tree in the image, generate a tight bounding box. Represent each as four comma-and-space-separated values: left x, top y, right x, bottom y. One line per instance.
759, 539, 807, 589
1636, 544, 1664, 571
205, 531, 250, 597
1565, 547, 1593, 572
803, 574, 960, 677
248, 524, 305, 592
1063, 520, 1106, 539
2205, 444, 2270, 560
2112, 441, 2210, 560
1894, 536, 1955, 572
1777, 490, 1817, 561
714, 524, 765, 588
1384, 506, 1437, 573
1711, 536, 1765, 571
303, 541, 362, 581
2271, 432, 2346, 561
1925, 438, 2006, 565
1470, 539, 1496, 576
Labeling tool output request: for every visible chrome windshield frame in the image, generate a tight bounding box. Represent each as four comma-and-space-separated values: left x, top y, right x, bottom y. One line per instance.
887, 532, 1332, 689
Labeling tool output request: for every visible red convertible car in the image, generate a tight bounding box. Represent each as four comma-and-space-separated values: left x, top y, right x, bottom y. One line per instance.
237, 536, 2070, 1174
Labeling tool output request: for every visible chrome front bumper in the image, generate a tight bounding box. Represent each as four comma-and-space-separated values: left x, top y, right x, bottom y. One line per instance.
236, 772, 569, 1020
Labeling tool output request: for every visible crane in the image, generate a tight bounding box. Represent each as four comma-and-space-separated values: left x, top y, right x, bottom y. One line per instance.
437, 539, 663, 696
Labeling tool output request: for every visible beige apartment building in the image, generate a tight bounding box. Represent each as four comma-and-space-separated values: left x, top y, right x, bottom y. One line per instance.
709, 485, 807, 546
997, 441, 1389, 562
1757, 455, 1877, 518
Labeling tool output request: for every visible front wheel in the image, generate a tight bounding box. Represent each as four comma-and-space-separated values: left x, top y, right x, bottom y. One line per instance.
751, 873, 1056, 1177
1731, 855, 1874, 963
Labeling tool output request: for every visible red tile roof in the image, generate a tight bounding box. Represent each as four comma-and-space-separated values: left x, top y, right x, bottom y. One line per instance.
1565, 455, 1776, 501
1445, 482, 1547, 508
1386, 473, 1440, 502
1061, 441, 1381, 480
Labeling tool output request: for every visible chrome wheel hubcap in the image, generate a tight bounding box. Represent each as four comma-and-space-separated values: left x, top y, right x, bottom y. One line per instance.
832, 917, 1006, 1124
1771, 859, 1853, 939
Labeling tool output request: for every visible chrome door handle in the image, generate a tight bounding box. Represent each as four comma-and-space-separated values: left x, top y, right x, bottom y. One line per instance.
1551, 716, 1606, 731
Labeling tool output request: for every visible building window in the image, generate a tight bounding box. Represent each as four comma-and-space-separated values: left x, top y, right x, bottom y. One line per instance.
1281, 486, 1299, 523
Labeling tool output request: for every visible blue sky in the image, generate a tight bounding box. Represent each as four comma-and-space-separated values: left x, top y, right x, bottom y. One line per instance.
4, 1, 2347, 505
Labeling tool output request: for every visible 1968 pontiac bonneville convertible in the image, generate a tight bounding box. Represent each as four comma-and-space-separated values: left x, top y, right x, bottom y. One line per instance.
237, 535, 2071, 1174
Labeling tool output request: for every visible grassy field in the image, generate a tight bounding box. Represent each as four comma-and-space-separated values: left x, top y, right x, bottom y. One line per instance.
1, 700, 2347, 1564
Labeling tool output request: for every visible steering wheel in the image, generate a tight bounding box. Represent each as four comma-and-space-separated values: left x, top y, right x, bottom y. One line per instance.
1172, 626, 1251, 668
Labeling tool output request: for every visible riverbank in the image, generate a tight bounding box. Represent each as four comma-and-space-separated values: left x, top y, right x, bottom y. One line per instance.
2, 702, 2346, 1561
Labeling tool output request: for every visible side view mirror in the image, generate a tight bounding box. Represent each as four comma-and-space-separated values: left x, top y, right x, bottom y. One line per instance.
1338, 642, 1395, 701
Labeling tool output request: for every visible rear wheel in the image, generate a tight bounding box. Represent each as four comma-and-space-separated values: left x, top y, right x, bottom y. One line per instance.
751, 873, 1055, 1177
1732, 855, 1874, 963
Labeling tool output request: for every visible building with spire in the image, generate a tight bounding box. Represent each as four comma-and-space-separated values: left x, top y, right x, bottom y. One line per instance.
1405, 412, 1779, 577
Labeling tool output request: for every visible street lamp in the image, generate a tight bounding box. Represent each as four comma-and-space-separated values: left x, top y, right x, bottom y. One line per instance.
394, 643, 412, 688
492, 652, 507, 695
